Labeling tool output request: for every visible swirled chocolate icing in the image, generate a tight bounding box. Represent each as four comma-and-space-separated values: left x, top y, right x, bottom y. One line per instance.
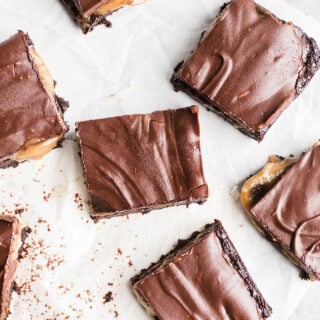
251, 143, 320, 279
76, 106, 208, 218
172, 0, 320, 140
0, 32, 68, 163
132, 221, 272, 319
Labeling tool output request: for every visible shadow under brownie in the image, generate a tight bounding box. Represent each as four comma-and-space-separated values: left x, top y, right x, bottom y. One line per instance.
131, 220, 272, 319
172, 0, 320, 141
76, 106, 208, 219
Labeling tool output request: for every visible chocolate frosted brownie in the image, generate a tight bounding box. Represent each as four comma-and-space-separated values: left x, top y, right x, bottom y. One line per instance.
76, 106, 208, 219
0, 32, 68, 169
241, 142, 320, 280
60, 0, 146, 33
0, 216, 27, 319
131, 220, 272, 319
172, 0, 320, 141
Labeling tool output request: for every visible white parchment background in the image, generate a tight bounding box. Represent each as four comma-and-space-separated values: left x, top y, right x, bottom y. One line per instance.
0, 0, 320, 319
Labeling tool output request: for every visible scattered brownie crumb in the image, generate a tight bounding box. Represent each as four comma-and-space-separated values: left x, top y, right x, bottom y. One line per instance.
38, 218, 48, 224
103, 291, 113, 304
117, 248, 123, 256
74, 193, 84, 210
43, 191, 52, 202
128, 260, 133, 267
114, 311, 119, 318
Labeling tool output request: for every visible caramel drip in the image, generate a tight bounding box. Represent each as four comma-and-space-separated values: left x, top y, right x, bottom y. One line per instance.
14, 135, 63, 162
241, 156, 298, 210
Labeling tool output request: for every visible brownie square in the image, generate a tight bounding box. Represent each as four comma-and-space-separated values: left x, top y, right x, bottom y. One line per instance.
172, 0, 320, 141
0, 31, 68, 169
76, 106, 208, 219
241, 142, 320, 280
0, 216, 29, 319
131, 220, 272, 319
60, 0, 145, 33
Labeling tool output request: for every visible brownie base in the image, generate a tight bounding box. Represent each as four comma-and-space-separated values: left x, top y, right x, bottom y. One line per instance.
60, 0, 112, 33
91, 194, 208, 220
171, 2, 320, 141
131, 220, 272, 319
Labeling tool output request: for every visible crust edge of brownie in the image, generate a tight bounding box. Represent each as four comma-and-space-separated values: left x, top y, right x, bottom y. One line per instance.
60, 0, 112, 34
131, 220, 272, 319
171, 1, 320, 141
241, 152, 320, 281
0, 32, 69, 170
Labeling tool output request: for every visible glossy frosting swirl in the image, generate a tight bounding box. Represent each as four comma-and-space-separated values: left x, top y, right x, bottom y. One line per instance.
134, 222, 267, 319
76, 106, 208, 217
175, 0, 315, 136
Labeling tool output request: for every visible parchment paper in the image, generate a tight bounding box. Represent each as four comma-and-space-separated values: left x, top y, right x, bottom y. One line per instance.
0, 0, 320, 319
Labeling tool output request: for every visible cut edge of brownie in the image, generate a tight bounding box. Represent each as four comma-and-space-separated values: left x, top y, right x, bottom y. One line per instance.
89, 193, 208, 220
0, 32, 69, 169
240, 147, 320, 281
0, 215, 30, 319
171, 1, 320, 141
131, 220, 272, 319
60, 0, 112, 34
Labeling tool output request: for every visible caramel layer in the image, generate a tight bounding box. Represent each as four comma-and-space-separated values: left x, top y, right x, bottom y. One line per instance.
241, 156, 298, 210
13, 135, 63, 162
95, 0, 133, 15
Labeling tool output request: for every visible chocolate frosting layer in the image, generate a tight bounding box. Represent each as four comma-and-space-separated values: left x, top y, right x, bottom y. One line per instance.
76, 106, 208, 217
0, 32, 67, 160
134, 221, 271, 319
173, 0, 320, 139
251, 143, 320, 279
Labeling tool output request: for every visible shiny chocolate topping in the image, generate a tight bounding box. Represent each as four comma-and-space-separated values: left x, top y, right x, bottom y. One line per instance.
76, 106, 208, 216
0, 221, 12, 295
176, 0, 314, 134
251, 143, 320, 278
134, 221, 269, 319
0, 32, 67, 160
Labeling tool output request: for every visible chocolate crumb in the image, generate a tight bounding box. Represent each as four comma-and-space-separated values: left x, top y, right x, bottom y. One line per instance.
103, 291, 113, 304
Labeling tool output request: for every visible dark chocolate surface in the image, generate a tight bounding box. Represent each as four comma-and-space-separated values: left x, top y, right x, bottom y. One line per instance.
76, 106, 208, 218
133, 220, 272, 319
251, 143, 320, 279
0, 32, 67, 161
172, 0, 320, 140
